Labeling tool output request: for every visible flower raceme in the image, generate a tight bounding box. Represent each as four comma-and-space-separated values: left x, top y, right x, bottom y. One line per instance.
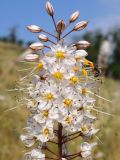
21, 43, 98, 159
19, 1, 103, 160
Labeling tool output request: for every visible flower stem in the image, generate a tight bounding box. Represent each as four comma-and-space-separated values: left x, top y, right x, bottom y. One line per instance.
58, 123, 63, 159
62, 134, 81, 144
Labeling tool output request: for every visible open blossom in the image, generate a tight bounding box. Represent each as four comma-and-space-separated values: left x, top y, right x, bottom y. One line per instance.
24, 149, 45, 160
80, 142, 97, 159
19, 1, 104, 159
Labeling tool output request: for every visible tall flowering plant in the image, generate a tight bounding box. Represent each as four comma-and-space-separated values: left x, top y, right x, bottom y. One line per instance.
20, 1, 106, 160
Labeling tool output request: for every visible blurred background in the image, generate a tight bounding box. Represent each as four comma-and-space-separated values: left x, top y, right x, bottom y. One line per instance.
0, 0, 120, 160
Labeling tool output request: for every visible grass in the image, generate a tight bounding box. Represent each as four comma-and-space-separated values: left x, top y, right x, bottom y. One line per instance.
0, 42, 120, 160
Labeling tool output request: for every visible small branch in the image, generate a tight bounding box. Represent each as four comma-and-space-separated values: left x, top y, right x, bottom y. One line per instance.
46, 156, 58, 160
46, 147, 58, 157
57, 32, 61, 41
45, 45, 51, 49
52, 16, 57, 32
48, 39, 56, 45
65, 152, 81, 158
62, 29, 74, 39
43, 30, 57, 39
69, 154, 81, 160
63, 131, 81, 139
62, 134, 81, 144
48, 141, 58, 145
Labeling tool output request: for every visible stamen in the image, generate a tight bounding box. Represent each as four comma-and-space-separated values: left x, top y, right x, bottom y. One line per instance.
73, 66, 79, 72
43, 128, 50, 136
53, 71, 64, 80
42, 110, 49, 117
38, 62, 44, 70
81, 125, 89, 132
82, 69, 87, 76
64, 98, 73, 107
70, 76, 79, 84
56, 51, 65, 59
45, 92, 54, 101
64, 115, 73, 124
82, 88, 88, 96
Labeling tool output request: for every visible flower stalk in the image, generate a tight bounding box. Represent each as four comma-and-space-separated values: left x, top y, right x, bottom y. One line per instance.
58, 123, 63, 159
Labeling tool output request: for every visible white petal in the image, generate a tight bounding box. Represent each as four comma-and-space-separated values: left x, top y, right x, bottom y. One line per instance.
34, 114, 46, 123
38, 101, 47, 110
75, 50, 88, 57
81, 142, 91, 151
20, 134, 35, 147
31, 149, 45, 160
37, 134, 49, 143
81, 150, 91, 158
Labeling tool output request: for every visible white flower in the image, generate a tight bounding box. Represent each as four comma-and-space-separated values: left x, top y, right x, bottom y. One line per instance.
36, 121, 54, 142
49, 63, 67, 81
36, 82, 58, 110
49, 44, 76, 66
80, 142, 97, 158
80, 123, 99, 137
27, 117, 42, 135
25, 149, 45, 160
63, 114, 74, 126
58, 88, 82, 114
20, 134, 35, 147
66, 72, 80, 86
33, 107, 59, 123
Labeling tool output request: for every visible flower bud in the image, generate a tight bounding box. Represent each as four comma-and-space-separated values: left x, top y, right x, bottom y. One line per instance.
74, 21, 88, 31
24, 54, 39, 62
69, 11, 80, 23
38, 34, 48, 42
27, 25, 43, 33
30, 42, 44, 51
57, 20, 65, 33
46, 1, 54, 16
75, 41, 91, 49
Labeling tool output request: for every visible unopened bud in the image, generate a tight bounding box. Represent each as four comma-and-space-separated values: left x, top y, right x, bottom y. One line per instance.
27, 25, 43, 33
69, 11, 80, 23
57, 20, 65, 33
30, 42, 44, 51
75, 41, 91, 49
24, 54, 39, 62
74, 21, 88, 31
46, 1, 54, 16
38, 34, 48, 42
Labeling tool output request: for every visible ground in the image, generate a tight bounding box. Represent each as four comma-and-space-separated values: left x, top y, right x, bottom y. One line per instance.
0, 42, 120, 160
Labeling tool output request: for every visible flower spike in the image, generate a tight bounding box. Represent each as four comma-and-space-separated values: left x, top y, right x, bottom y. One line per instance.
18, 1, 108, 160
